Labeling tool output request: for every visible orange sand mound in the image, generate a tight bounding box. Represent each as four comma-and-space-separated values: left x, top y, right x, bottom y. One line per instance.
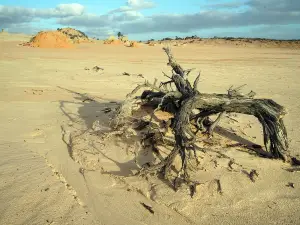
23, 31, 74, 48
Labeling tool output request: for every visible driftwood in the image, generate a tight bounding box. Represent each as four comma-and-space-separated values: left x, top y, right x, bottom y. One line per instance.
111, 47, 290, 187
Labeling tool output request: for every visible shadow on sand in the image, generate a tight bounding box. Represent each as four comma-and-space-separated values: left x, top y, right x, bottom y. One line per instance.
57, 86, 272, 179
57, 86, 157, 177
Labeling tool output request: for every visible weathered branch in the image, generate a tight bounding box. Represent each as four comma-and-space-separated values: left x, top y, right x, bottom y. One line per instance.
141, 91, 288, 159
112, 47, 290, 189
163, 47, 185, 77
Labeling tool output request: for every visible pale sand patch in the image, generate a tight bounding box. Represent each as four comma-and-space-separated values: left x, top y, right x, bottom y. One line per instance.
0, 34, 300, 225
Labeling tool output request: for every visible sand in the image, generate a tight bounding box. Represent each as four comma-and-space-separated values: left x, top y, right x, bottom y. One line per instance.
0, 32, 300, 225
20, 28, 92, 49
22, 31, 74, 48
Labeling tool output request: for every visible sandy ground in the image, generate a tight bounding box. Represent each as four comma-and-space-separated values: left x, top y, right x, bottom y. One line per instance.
1, 33, 300, 225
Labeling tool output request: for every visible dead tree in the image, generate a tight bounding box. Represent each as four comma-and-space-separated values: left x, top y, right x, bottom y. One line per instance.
111, 47, 289, 186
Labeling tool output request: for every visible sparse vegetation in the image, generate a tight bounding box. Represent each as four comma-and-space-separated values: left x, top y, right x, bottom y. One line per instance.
145, 35, 300, 48
117, 31, 124, 39
161, 37, 173, 41
184, 35, 199, 40
59, 28, 88, 40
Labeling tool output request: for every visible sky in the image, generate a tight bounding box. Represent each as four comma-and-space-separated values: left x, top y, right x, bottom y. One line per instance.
1, 0, 300, 40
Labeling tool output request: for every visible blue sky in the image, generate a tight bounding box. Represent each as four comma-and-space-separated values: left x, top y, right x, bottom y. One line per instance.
1, 0, 300, 40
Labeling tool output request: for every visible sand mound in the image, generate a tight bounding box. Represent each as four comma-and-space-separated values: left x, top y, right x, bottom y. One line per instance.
22, 31, 74, 48
120, 36, 128, 42
57, 28, 91, 43
104, 39, 123, 45
129, 41, 139, 47
102, 36, 140, 47
20, 28, 92, 48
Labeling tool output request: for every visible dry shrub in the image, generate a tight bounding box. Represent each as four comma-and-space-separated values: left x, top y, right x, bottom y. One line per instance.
57, 28, 91, 44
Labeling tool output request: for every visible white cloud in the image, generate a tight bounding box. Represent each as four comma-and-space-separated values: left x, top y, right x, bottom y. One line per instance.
115, 0, 300, 35
127, 0, 155, 9
84, 27, 116, 38
56, 9, 144, 38
109, 0, 155, 13
54, 3, 85, 16
58, 14, 109, 27
203, 1, 246, 9
125, 10, 143, 17
0, 3, 85, 27
57, 10, 143, 28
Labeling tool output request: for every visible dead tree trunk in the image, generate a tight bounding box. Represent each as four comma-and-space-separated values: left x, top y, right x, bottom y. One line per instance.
112, 47, 289, 186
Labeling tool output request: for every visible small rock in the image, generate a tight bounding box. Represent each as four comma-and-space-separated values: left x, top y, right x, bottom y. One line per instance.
92, 120, 111, 132
102, 107, 112, 113
92, 66, 104, 72
122, 72, 130, 76
286, 182, 295, 188
140, 202, 154, 214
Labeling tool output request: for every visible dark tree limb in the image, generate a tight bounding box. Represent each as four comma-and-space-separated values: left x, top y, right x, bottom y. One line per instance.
115, 47, 290, 188
141, 91, 288, 159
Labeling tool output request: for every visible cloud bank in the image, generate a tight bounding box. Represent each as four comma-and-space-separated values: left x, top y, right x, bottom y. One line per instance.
1, 0, 300, 40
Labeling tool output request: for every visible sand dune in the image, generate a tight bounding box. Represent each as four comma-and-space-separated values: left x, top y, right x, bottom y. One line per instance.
0, 32, 300, 225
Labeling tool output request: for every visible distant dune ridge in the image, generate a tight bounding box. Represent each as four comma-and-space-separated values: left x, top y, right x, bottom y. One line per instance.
17, 28, 141, 48
149, 36, 300, 49
2, 27, 299, 49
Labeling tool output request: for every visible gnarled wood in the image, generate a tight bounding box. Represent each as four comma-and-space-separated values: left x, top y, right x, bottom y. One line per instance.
113, 47, 290, 187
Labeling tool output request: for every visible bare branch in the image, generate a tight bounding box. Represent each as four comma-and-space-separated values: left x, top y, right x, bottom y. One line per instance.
193, 73, 201, 92
110, 47, 290, 190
